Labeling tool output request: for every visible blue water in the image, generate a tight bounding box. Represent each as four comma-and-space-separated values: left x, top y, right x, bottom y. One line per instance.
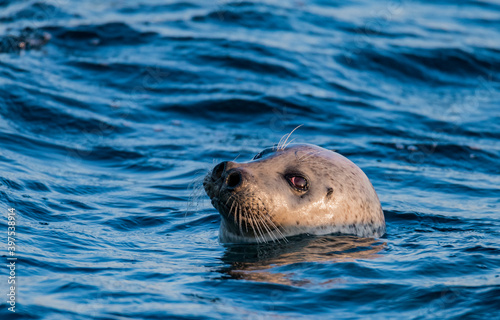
1, 0, 499, 319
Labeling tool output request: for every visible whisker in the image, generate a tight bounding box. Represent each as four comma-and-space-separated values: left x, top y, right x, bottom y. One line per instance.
261, 215, 278, 243
255, 204, 274, 243
280, 124, 303, 150
229, 199, 237, 226
256, 214, 270, 242
223, 194, 238, 227
282, 138, 296, 150
243, 205, 249, 233
247, 209, 261, 243
237, 204, 244, 236
263, 205, 286, 242
258, 215, 276, 243
186, 169, 210, 218
277, 133, 287, 151
225, 194, 237, 207
298, 150, 322, 162
263, 215, 287, 243
252, 210, 266, 244
245, 208, 256, 243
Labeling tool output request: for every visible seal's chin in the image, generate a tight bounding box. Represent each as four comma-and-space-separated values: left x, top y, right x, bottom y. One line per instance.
210, 196, 251, 235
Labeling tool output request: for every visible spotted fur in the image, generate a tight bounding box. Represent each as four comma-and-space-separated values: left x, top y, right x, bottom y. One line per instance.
204, 144, 386, 243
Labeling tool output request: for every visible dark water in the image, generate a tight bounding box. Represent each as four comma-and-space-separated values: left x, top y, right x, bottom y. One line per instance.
1, 0, 499, 319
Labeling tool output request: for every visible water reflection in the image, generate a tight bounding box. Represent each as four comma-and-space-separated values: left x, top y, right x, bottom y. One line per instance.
218, 235, 386, 286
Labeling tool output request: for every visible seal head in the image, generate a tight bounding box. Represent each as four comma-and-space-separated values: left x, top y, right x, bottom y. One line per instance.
203, 144, 385, 243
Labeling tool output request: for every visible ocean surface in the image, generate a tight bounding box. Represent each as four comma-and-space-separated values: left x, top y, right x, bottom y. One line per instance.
0, 0, 499, 319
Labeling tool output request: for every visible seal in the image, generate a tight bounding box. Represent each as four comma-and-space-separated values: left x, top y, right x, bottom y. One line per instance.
203, 143, 385, 243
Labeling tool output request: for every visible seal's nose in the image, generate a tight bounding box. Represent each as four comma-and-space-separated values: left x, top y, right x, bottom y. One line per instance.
225, 170, 242, 190
212, 161, 227, 180
212, 161, 243, 191
211, 161, 244, 191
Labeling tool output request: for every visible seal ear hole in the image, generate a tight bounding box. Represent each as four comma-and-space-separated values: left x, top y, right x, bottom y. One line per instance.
326, 187, 334, 199
285, 174, 308, 192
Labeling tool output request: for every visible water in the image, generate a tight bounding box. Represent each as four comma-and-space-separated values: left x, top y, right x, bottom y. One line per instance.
0, 0, 499, 319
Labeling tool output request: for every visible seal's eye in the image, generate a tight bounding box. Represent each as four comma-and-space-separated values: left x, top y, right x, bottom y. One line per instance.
286, 175, 308, 192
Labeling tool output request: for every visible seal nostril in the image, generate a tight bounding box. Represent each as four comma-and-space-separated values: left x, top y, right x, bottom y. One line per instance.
226, 171, 242, 190
212, 161, 227, 180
